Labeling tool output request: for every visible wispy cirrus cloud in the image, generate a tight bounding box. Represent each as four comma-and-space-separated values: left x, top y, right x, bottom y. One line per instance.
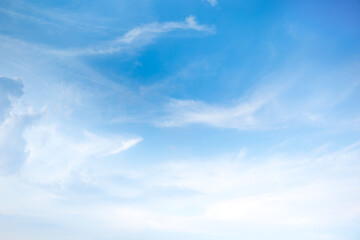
135, 142, 360, 231
52, 15, 215, 56
0, 77, 142, 184
158, 83, 280, 129
2, 139, 359, 238
0, 77, 23, 122
206, 0, 218, 7
159, 98, 264, 129
22, 124, 142, 185
0, 3, 109, 33
157, 61, 360, 130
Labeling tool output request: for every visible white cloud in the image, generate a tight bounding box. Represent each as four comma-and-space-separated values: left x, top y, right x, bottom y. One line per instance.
1, 128, 359, 237
0, 77, 23, 122
0, 111, 40, 174
0, 75, 144, 239
159, 84, 279, 129
160, 98, 261, 129
0, 77, 38, 174
0, 76, 142, 184
157, 62, 360, 130
136, 142, 360, 231
21, 123, 142, 185
53, 15, 215, 56
206, 0, 218, 7
204, 183, 349, 226
73, 142, 360, 235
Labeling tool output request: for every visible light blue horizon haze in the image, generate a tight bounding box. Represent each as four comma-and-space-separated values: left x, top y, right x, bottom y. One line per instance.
0, 0, 360, 239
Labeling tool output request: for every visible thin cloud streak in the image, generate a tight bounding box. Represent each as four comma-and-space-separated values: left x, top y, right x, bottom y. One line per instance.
160, 98, 263, 129
51, 16, 215, 56
157, 62, 360, 130
158, 84, 280, 129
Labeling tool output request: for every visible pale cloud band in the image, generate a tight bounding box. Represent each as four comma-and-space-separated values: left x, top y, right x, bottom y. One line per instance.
157, 63, 360, 130
158, 81, 282, 129
1, 137, 359, 238
52, 15, 215, 56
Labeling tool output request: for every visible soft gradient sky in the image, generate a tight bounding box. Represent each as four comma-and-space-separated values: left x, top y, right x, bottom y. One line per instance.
1, 0, 360, 239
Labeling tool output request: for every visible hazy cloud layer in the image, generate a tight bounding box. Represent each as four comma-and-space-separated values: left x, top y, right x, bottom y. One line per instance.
0, 0, 359, 239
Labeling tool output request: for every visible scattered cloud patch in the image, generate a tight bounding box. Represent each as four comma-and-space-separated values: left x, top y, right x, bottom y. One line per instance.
0, 77, 142, 184
206, 0, 218, 7
0, 111, 40, 174
0, 77, 23, 122
22, 124, 142, 185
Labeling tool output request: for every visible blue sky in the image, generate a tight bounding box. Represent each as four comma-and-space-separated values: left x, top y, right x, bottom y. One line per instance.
1, 0, 360, 239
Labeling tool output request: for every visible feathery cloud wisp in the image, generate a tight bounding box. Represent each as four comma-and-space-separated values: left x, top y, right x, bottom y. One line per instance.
53, 15, 215, 56
206, 0, 218, 7
158, 84, 278, 129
